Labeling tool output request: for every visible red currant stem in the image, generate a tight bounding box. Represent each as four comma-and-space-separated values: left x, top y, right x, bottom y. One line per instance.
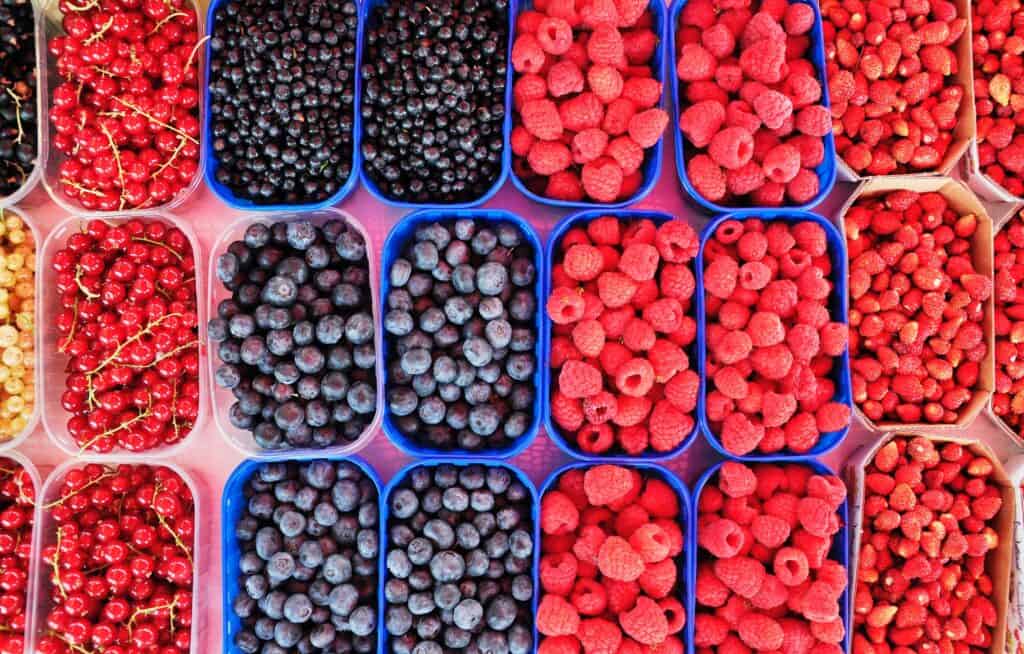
73, 265, 99, 300
42, 471, 116, 509
132, 235, 184, 261
171, 378, 180, 440
82, 15, 114, 46
60, 177, 105, 198
0, 467, 33, 506
111, 97, 198, 145
150, 11, 187, 33
63, 0, 99, 11
151, 481, 193, 564
98, 123, 127, 211
93, 67, 129, 80
122, 339, 198, 369
1, 161, 26, 186
59, 296, 80, 354
183, 35, 211, 74
84, 312, 183, 377
49, 526, 68, 600
149, 135, 187, 182
46, 629, 96, 654
76, 406, 153, 454
3, 89, 23, 145
128, 597, 179, 636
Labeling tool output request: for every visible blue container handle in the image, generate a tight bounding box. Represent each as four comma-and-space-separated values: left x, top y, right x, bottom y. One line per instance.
221, 455, 385, 654
379, 209, 544, 458
690, 460, 851, 654
541, 209, 700, 461
356, 0, 517, 209
696, 211, 852, 461
507, 0, 668, 209
669, 0, 837, 213
201, 0, 362, 211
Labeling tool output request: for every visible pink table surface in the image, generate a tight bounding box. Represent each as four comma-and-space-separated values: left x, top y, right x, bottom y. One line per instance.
8, 136, 1024, 652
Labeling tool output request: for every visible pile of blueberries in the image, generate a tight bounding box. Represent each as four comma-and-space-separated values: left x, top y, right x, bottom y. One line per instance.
385, 464, 534, 654
0, 0, 36, 197
231, 460, 379, 654
384, 218, 538, 452
361, 0, 508, 204
208, 0, 358, 205
210, 219, 377, 451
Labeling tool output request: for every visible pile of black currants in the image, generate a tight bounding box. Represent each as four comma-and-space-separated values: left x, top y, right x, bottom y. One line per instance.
210, 219, 377, 451
0, 0, 36, 198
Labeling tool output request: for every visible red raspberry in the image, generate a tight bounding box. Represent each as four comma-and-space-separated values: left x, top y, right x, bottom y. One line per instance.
753, 91, 793, 130
676, 43, 717, 81
797, 496, 836, 537
762, 391, 797, 428
538, 595, 581, 636
615, 0, 647, 27
739, 261, 771, 289
629, 524, 671, 563
696, 564, 731, 607
571, 578, 609, 616
639, 478, 680, 518
572, 319, 606, 358
714, 330, 753, 365
604, 137, 644, 177
621, 78, 663, 109
740, 38, 786, 84
709, 127, 755, 170
540, 636, 581, 654
623, 29, 658, 64
562, 93, 605, 132
549, 287, 586, 324
541, 552, 580, 594
621, 597, 669, 645
578, 423, 615, 453
548, 60, 585, 97
588, 24, 625, 65
679, 100, 726, 148
516, 10, 545, 33
588, 65, 624, 104
622, 318, 656, 351
583, 391, 618, 425
511, 125, 538, 157
702, 23, 736, 58
578, 618, 622, 654
537, 17, 574, 54
644, 298, 684, 333
796, 105, 831, 137
552, 391, 585, 431
648, 339, 687, 382
614, 503, 650, 537
512, 33, 547, 73
638, 558, 677, 598
705, 256, 739, 299
751, 513, 791, 549
586, 216, 621, 245
655, 221, 699, 263
564, 244, 605, 281
720, 412, 765, 455
522, 99, 564, 140
727, 161, 766, 196
580, 0, 619, 27
752, 181, 785, 206
559, 360, 603, 399
695, 614, 731, 647
597, 536, 645, 581
783, 3, 814, 34
584, 465, 635, 506
628, 108, 669, 149
763, 143, 801, 183
547, 171, 585, 202
530, 140, 573, 175
714, 366, 748, 400
572, 129, 610, 165
603, 98, 637, 136
714, 556, 765, 598
742, 11, 785, 46
660, 263, 695, 300
649, 400, 693, 451
615, 358, 655, 397
514, 73, 548, 110
573, 524, 608, 564
738, 613, 784, 650
815, 401, 851, 433
719, 461, 757, 497
799, 581, 839, 622
699, 517, 745, 558
786, 168, 820, 204
582, 158, 625, 203
541, 490, 581, 536
819, 322, 846, 356
605, 578, 640, 614
664, 369, 699, 412
786, 74, 822, 109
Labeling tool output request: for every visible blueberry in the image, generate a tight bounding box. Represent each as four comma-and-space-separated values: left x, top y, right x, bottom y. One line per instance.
471, 230, 497, 256
217, 252, 241, 285
286, 222, 317, 250
328, 583, 359, 616
336, 230, 367, 261
476, 262, 507, 296
208, 318, 229, 341
215, 364, 242, 389
462, 337, 493, 368
419, 307, 446, 333
293, 321, 315, 346
443, 296, 473, 325
332, 283, 361, 307
400, 349, 432, 376
347, 382, 377, 414
245, 573, 268, 599
417, 397, 446, 425
385, 310, 415, 336
345, 313, 374, 345
315, 315, 345, 344
509, 290, 535, 322
261, 275, 299, 306
265, 329, 294, 356
391, 489, 419, 519
453, 598, 483, 630
349, 606, 376, 636
412, 241, 439, 270
391, 259, 413, 287
267, 551, 297, 579
295, 346, 325, 374
387, 606, 414, 635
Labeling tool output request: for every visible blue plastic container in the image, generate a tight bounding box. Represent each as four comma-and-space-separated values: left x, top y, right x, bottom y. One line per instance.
696, 211, 852, 460
690, 459, 851, 654
542, 210, 700, 460
380, 210, 544, 458
202, 0, 362, 211
221, 456, 384, 654
508, 0, 668, 209
539, 462, 694, 654
380, 460, 540, 654
669, 0, 837, 213
357, 0, 517, 209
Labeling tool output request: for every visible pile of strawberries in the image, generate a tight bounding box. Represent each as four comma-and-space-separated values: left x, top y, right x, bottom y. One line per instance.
991, 210, 1024, 433
973, 0, 1024, 198
510, 0, 669, 203
822, 0, 968, 175
546, 215, 699, 456
703, 218, 851, 456
539, 465, 686, 654
676, 0, 831, 206
36, 463, 195, 654
846, 190, 992, 426
853, 436, 1002, 654
0, 459, 34, 654
695, 462, 848, 654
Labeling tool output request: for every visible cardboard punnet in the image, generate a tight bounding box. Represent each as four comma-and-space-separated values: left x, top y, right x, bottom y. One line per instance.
846, 434, 1014, 654
965, 140, 1024, 207
987, 213, 1024, 449
1002, 455, 1024, 654
837, 175, 995, 432
832, 0, 975, 182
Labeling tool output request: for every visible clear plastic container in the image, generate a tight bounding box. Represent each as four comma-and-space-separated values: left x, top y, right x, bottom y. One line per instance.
207, 209, 382, 459
0, 207, 41, 454
34, 0, 207, 214
0, 0, 43, 209
0, 451, 40, 654
26, 458, 201, 654
38, 212, 208, 458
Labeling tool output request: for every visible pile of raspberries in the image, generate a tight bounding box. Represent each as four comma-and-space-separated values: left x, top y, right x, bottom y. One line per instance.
695, 462, 848, 654
973, 0, 1024, 198
546, 215, 699, 456
676, 0, 831, 206
845, 190, 992, 426
510, 0, 670, 203
853, 436, 1003, 654
992, 210, 1024, 434
539, 465, 686, 654
703, 218, 851, 457
822, 0, 968, 175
